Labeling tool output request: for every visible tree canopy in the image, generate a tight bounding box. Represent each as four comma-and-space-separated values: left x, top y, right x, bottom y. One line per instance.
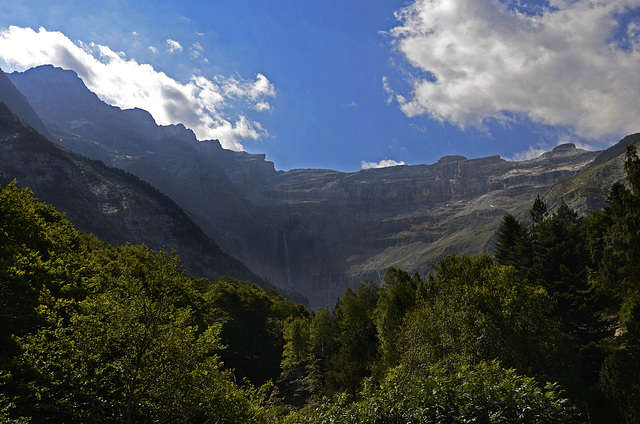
3, 143, 640, 423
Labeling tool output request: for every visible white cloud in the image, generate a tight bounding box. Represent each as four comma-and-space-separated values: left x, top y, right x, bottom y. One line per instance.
189, 42, 203, 60
390, 0, 640, 143
249, 73, 276, 99
505, 144, 551, 162
0, 26, 276, 151
361, 159, 406, 169
254, 102, 272, 112
166, 38, 183, 53
147, 45, 158, 54
207, 116, 267, 146
382, 75, 395, 105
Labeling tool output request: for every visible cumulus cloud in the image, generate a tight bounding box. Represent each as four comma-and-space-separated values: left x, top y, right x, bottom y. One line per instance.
249, 73, 276, 99
254, 102, 272, 112
0, 26, 276, 150
389, 0, 640, 143
506, 144, 552, 162
361, 159, 406, 169
166, 38, 182, 53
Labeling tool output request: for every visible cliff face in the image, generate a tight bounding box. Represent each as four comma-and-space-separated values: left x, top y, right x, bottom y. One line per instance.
8, 65, 619, 307
235, 145, 600, 306
0, 101, 271, 294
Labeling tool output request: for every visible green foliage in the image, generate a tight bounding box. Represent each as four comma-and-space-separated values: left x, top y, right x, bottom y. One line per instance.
530, 204, 596, 339
372, 267, 418, 375
485, 145, 640, 421
204, 277, 309, 386
530, 194, 549, 224
13, 247, 273, 423
281, 316, 313, 369
401, 254, 563, 380
9, 143, 640, 422
288, 360, 580, 424
599, 298, 640, 424
0, 179, 286, 423
593, 144, 640, 423
325, 281, 380, 396
0, 180, 85, 361
600, 145, 640, 292
494, 213, 531, 270
308, 306, 338, 361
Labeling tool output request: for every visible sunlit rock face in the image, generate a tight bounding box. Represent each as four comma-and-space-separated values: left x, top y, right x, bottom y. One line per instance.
9, 65, 628, 308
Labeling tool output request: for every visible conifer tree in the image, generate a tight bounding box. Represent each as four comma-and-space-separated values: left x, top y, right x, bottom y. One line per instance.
494, 213, 531, 270
530, 195, 548, 225
601, 145, 640, 292
372, 267, 418, 376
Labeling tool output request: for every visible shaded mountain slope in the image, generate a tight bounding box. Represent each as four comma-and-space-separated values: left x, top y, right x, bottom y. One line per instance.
0, 67, 52, 139
0, 101, 286, 298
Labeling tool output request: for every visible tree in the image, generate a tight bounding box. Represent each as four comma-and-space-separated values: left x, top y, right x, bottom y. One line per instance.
288, 360, 580, 424
530, 195, 548, 225
401, 254, 564, 381
596, 144, 640, 423
308, 306, 338, 362
599, 302, 640, 424
15, 247, 272, 424
325, 282, 379, 396
493, 213, 531, 270
530, 204, 592, 334
281, 316, 312, 369
204, 277, 307, 386
600, 145, 640, 292
372, 267, 418, 376
0, 180, 85, 362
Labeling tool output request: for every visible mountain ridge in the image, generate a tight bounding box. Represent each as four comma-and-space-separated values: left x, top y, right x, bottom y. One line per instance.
0, 99, 313, 304
7, 65, 629, 307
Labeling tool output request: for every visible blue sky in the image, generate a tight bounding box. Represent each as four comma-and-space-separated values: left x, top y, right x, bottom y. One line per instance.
1, 0, 640, 171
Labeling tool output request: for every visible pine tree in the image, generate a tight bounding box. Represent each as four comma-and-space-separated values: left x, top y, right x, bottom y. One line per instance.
494, 213, 531, 270
600, 145, 640, 292
530, 195, 548, 225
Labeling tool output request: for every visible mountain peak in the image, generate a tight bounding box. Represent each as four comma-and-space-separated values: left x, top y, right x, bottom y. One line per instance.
0, 68, 53, 139
438, 154, 467, 164
552, 143, 577, 152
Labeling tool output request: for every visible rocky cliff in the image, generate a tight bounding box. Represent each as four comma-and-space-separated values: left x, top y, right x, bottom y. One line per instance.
8, 65, 625, 307
0, 100, 277, 296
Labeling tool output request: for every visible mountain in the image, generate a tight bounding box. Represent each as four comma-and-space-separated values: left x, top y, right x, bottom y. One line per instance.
0, 68, 52, 139
7, 65, 629, 307
542, 133, 640, 214
0, 100, 289, 300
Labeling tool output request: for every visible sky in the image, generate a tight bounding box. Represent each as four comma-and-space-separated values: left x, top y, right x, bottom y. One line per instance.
1, 0, 640, 172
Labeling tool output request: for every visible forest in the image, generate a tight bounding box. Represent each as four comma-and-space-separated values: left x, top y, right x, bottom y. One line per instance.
1, 145, 639, 423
